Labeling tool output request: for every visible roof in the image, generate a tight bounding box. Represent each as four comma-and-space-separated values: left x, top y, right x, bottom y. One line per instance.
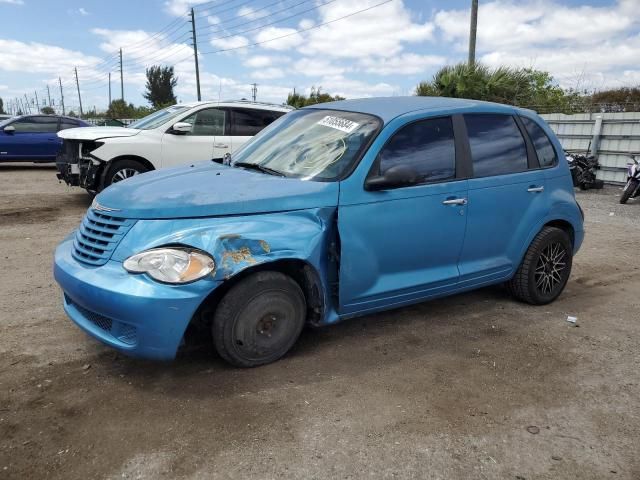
179, 100, 293, 111
304, 96, 517, 123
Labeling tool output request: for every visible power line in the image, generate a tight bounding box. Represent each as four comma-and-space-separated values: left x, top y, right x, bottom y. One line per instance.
198, 0, 339, 43
199, 0, 395, 54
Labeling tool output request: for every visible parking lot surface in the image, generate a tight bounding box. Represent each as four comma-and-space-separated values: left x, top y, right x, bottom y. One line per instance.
1, 164, 639, 479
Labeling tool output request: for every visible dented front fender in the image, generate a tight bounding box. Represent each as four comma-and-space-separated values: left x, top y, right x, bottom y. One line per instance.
112, 207, 338, 321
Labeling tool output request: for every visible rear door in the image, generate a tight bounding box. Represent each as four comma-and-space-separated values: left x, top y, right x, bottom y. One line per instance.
229, 108, 285, 154
457, 113, 548, 286
161, 107, 226, 167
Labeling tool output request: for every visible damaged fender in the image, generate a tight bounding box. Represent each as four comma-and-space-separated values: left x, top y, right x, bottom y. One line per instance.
112, 207, 339, 325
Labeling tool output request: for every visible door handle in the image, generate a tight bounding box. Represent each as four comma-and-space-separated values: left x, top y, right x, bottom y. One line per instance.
442, 198, 467, 206
214, 143, 229, 149
527, 186, 544, 193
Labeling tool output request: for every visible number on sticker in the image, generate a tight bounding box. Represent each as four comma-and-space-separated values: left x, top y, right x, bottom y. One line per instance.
317, 116, 360, 133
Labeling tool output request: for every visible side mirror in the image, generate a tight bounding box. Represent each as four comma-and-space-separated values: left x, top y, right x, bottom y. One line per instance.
171, 122, 192, 134
3, 125, 15, 134
365, 164, 420, 191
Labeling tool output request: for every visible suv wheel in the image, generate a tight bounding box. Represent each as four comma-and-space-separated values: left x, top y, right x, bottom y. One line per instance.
212, 271, 306, 367
101, 159, 149, 191
507, 226, 573, 305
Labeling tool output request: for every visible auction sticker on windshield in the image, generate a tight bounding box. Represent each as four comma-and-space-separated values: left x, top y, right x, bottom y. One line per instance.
317, 115, 360, 133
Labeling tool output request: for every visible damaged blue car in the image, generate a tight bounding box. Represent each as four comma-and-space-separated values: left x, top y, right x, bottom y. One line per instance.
54, 97, 584, 367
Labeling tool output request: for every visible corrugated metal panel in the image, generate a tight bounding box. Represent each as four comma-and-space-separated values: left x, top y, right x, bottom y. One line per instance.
541, 112, 640, 184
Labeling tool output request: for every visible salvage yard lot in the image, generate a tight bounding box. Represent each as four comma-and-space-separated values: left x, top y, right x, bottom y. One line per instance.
1, 164, 639, 480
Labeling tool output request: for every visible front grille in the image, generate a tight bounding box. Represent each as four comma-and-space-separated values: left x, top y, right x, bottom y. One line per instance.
72, 209, 136, 266
66, 296, 138, 346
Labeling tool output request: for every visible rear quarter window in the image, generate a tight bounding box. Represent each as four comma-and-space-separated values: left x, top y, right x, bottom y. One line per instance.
520, 116, 558, 167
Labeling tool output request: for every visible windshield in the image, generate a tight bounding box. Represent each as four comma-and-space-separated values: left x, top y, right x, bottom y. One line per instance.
231, 109, 381, 181
128, 105, 190, 130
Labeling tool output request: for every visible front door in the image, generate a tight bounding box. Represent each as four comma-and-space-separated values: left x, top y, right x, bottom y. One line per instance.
0, 116, 60, 159
457, 113, 549, 286
338, 116, 468, 315
161, 107, 226, 167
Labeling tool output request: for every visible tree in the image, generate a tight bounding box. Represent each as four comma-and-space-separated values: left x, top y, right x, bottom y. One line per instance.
143, 65, 177, 108
41, 106, 55, 115
590, 87, 640, 112
286, 87, 345, 108
106, 99, 154, 119
0, 97, 4, 114
414, 62, 579, 113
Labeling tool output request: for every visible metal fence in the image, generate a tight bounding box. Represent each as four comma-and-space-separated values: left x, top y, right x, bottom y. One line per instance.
541, 112, 640, 184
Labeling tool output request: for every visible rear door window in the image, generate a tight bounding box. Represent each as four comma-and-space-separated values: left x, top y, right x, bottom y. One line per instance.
59, 120, 80, 131
12, 116, 59, 133
520, 117, 557, 167
377, 117, 456, 185
464, 114, 528, 177
230, 108, 284, 136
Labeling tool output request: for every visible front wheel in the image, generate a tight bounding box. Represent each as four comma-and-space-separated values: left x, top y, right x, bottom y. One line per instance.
620, 179, 638, 204
100, 159, 149, 191
212, 271, 306, 367
507, 227, 573, 305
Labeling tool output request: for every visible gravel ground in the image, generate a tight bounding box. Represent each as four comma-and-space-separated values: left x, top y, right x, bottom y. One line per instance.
1, 164, 639, 480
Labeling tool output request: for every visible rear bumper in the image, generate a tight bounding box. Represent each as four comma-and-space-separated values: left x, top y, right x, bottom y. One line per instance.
54, 235, 218, 360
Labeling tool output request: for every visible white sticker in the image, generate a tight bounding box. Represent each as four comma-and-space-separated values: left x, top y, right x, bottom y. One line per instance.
317, 115, 360, 133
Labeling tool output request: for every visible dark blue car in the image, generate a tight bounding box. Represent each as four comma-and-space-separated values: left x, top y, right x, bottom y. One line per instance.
0, 115, 89, 162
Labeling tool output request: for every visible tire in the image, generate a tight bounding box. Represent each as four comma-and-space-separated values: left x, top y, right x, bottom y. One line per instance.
100, 159, 149, 191
507, 227, 573, 305
620, 179, 638, 204
212, 271, 306, 367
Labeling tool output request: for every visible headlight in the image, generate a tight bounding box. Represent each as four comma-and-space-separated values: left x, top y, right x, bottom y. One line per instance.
123, 247, 215, 284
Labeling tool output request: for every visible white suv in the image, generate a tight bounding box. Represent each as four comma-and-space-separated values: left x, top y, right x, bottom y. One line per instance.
56, 100, 292, 193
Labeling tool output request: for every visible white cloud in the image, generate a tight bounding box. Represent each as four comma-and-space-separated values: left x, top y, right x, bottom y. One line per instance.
244, 55, 274, 68
207, 15, 220, 25
359, 53, 446, 76
254, 27, 304, 51
251, 67, 285, 80
0, 0, 24, 4
237, 6, 262, 20
298, 0, 434, 59
0, 39, 102, 74
163, 0, 208, 16
433, 0, 640, 88
209, 35, 249, 52
292, 58, 348, 77
78, 7, 89, 16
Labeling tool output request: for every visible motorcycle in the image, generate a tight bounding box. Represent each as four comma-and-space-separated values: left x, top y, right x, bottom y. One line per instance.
620, 154, 640, 204
566, 152, 603, 190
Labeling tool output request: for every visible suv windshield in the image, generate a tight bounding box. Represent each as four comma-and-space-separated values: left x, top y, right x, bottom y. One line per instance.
128, 105, 190, 130
231, 109, 381, 181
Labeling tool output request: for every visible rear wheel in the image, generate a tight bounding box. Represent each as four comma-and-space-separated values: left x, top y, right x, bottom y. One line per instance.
507, 227, 573, 305
212, 271, 306, 367
100, 159, 149, 191
620, 179, 638, 204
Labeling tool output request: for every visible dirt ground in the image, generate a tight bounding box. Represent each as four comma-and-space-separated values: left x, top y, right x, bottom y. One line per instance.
1, 164, 639, 480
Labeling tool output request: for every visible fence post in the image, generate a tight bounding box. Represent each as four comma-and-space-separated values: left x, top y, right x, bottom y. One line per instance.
589, 115, 603, 158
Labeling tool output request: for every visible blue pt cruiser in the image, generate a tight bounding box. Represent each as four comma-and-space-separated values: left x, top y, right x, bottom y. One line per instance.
54, 97, 584, 367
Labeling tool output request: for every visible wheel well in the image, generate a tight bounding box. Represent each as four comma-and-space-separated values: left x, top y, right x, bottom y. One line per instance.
544, 219, 575, 248
191, 259, 326, 333
108, 155, 155, 172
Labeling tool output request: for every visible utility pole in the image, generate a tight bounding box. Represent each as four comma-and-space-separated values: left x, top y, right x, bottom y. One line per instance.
46, 85, 52, 107
251, 83, 258, 102
58, 77, 66, 115
24, 94, 31, 114
468, 0, 478, 65
34, 90, 40, 113
108, 72, 112, 106
190, 8, 202, 101
74, 67, 84, 117
119, 48, 124, 101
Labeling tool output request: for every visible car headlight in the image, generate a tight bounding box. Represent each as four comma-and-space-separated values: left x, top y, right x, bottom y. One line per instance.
123, 247, 215, 284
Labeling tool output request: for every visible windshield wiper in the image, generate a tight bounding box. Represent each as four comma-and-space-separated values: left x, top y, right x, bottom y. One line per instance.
234, 161, 286, 177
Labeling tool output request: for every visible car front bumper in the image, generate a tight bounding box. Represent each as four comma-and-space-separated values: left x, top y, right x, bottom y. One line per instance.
54, 235, 218, 360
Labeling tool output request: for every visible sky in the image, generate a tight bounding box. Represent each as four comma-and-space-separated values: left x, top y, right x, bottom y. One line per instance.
0, 0, 639, 114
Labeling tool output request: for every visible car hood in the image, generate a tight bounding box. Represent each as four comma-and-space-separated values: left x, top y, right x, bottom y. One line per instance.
57, 126, 140, 141
94, 162, 340, 219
